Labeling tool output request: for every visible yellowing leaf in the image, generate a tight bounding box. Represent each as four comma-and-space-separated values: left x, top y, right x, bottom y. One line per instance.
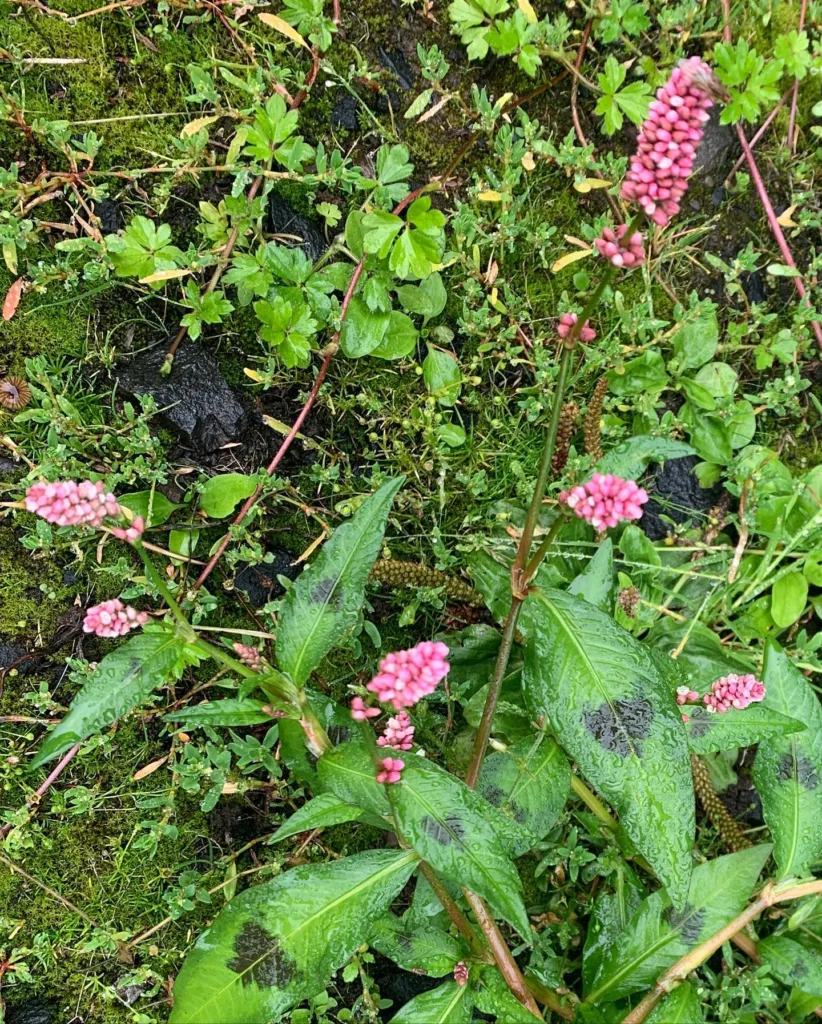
2, 242, 18, 275
551, 248, 592, 273
777, 204, 798, 228
488, 287, 508, 313
521, 152, 536, 171
574, 177, 613, 193
478, 190, 504, 202
138, 267, 192, 284
180, 115, 219, 138
133, 755, 169, 781
494, 92, 513, 109
258, 12, 311, 49
517, 0, 537, 23
244, 367, 263, 382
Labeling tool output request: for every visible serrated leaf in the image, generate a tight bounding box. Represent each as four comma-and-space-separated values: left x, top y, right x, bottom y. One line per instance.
170, 850, 418, 1023
523, 588, 694, 908
276, 478, 403, 684
392, 758, 531, 938
389, 980, 473, 1023
478, 735, 570, 855
753, 641, 822, 878
370, 913, 462, 976
586, 845, 771, 1002
270, 793, 369, 843
684, 704, 805, 755
34, 630, 198, 767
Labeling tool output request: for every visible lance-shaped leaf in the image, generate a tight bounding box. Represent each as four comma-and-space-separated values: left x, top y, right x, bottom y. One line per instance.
567, 538, 615, 613
523, 588, 695, 908
474, 967, 537, 1022
388, 980, 473, 1024
753, 641, 822, 878
276, 477, 403, 684
478, 735, 570, 856
318, 740, 391, 816
684, 703, 805, 755
34, 628, 200, 767
170, 849, 418, 1024
165, 698, 278, 729
759, 936, 822, 995
270, 793, 369, 844
646, 982, 703, 1023
585, 845, 771, 1003
369, 913, 463, 976
582, 869, 645, 991
392, 759, 531, 938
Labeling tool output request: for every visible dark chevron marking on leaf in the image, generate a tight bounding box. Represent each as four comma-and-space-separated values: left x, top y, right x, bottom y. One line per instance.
777, 751, 820, 789
482, 785, 506, 808
420, 814, 467, 846
584, 697, 654, 758
310, 577, 342, 608
791, 957, 809, 980
686, 708, 712, 738
663, 903, 706, 945
227, 922, 295, 989
509, 803, 528, 825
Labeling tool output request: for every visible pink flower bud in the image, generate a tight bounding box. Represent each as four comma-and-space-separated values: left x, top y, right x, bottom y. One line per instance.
350, 696, 380, 721
377, 710, 415, 750
703, 674, 765, 713
559, 473, 649, 531
26, 479, 120, 529
83, 599, 148, 638
376, 757, 405, 784
233, 642, 265, 672
594, 224, 646, 269
557, 312, 597, 345
367, 641, 450, 710
110, 515, 145, 544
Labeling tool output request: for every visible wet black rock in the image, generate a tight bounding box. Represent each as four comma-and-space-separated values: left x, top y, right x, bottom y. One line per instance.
233, 550, 298, 605
741, 269, 767, 306
0, 456, 19, 475
641, 456, 724, 541
722, 774, 763, 827
379, 47, 415, 91
115, 342, 246, 454
93, 198, 123, 235
711, 185, 727, 207
6, 1000, 53, 1024
370, 953, 442, 1021
693, 107, 734, 175
0, 637, 26, 671
269, 193, 327, 261
331, 93, 360, 132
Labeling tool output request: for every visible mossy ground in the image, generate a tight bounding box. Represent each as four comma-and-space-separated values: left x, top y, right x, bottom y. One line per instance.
0, 0, 818, 1018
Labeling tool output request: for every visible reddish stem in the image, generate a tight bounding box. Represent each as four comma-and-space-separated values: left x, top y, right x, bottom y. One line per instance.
724, 87, 792, 186
786, 0, 808, 154
0, 742, 81, 840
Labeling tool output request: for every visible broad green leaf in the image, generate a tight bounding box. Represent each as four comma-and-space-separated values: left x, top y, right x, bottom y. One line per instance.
369, 912, 462, 977
523, 588, 694, 908
771, 573, 809, 628
396, 273, 447, 321
753, 641, 822, 878
684, 704, 805, 755
278, 693, 353, 786
680, 404, 732, 465
646, 982, 703, 1023
474, 966, 536, 1022
478, 735, 570, 855
270, 793, 368, 843
788, 987, 822, 1019
389, 227, 442, 280
34, 629, 198, 767
694, 361, 738, 402
200, 474, 257, 518
388, 980, 473, 1024
361, 211, 404, 258
672, 306, 718, 372
170, 850, 418, 1024
392, 758, 531, 938
377, 143, 414, 185
583, 870, 645, 991
317, 741, 391, 817
760, 935, 822, 996
585, 845, 771, 1003
370, 310, 419, 360
594, 436, 695, 479
606, 350, 668, 397
119, 490, 180, 527
276, 478, 403, 684
567, 538, 614, 612
645, 619, 754, 690
423, 346, 461, 406
339, 297, 391, 358
165, 698, 278, 728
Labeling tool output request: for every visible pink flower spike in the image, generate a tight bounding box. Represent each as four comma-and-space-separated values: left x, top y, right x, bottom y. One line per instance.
557, 312, 597, 345
367, 640, 450, 710
559, 473, 649, 531
376, 757, 405, 784
675, 686, 700, 706
350, 696, 380, 721
703, 673, 765, 713
377, 710, 415, 750
83, 599, 148, 638
454, 962, 469, 986
620, 56, 717, 227
110, 515, 145, 544
26, 479, 120, 529
233, 642, 265, 672
594, 224, 646, 269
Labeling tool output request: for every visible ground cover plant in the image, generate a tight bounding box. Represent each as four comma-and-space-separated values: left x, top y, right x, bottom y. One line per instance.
2, 0, 822, 1020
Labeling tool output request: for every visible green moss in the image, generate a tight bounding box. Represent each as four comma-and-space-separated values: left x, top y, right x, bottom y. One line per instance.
0, 525, 70, 638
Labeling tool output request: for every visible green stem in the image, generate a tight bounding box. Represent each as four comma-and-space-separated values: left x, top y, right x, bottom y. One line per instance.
524, 510, 569, 582
134, 541, 190, 632
570, 774, 616, 830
